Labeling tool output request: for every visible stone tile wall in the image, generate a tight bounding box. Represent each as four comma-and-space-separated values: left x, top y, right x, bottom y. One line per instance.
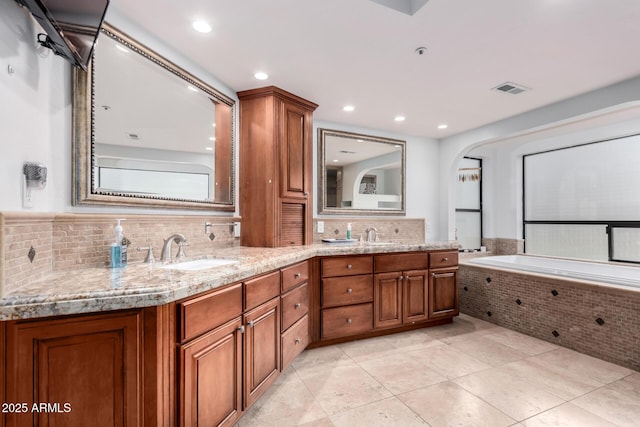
1, 212, 239, 295
482, 238, 524, 255
312, 218, 425, 243
460, 264, 640, 371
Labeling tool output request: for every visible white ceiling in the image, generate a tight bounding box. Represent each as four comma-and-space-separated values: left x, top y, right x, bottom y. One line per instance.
110, 0, 640, 139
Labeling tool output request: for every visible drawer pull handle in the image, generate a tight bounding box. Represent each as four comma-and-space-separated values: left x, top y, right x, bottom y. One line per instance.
294, 273, 301, 278
347, 288, 353, 293
247, 320, 255, 328
294, 303, 301, 309
347, 264, 353, 269
295, 338, 302, 344
346, 318, 352, 324
237, 325, 245, 333
442, 257, 448, 262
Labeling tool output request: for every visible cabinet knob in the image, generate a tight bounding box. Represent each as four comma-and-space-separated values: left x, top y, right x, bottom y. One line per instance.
247, 320, 255, 328
304, 192, 309, 197
399, 275, 404, 280
346, 318, 352, 324
295, 338, 302, 345
237, 325, 245, 333
442, 257, 448, 262
347, 264, 353, 269
294, 303, 301, 309
294, 273, 301, 278
346, 288, 353, 294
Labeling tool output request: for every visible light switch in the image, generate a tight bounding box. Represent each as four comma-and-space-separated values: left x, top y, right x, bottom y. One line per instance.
317, 221, 324, 233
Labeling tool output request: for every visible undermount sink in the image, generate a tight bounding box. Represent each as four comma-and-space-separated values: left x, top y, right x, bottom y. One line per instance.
159, 258, 239, 271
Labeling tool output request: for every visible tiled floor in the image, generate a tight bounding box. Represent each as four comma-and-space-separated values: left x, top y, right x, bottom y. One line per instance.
235, 314, 640, 426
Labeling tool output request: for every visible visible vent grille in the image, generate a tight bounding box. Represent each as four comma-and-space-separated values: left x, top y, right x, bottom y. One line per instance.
280, 203, 305, 246
492, 82, 530, 95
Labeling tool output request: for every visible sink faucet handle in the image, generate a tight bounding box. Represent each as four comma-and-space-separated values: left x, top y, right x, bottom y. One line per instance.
176, 241, 189, 260
136, 246, 155, 264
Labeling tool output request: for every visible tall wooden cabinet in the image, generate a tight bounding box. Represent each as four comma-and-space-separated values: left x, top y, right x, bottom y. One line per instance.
238, 86, 318, 247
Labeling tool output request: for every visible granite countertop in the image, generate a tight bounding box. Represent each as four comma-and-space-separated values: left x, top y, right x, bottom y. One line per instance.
0, 241, 458, 320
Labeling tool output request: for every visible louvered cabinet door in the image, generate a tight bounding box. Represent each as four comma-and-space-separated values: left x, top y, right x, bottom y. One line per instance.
280, 202, 306, 246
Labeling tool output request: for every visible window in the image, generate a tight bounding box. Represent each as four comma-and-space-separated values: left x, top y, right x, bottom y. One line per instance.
456, 157, 482, 250
523, 135, 640, 264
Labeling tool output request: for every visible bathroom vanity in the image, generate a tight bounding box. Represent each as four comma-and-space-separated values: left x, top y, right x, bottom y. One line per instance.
0, 243, 458, 427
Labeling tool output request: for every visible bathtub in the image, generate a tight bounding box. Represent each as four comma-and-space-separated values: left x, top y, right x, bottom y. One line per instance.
461, 254, 640, 371
468, 255, 640, 290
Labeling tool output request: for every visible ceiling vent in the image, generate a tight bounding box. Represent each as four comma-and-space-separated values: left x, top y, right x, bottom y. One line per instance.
492, 82, 530, 95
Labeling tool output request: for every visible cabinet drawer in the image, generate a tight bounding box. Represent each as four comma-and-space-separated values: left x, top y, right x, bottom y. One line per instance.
429, 251, 458, 269
374, 252, 427, 273
321, 303, 373, 340
281, 260, 309, 292
281, 314, 309, 369
321, 256, 373, 277
281, 283, 309, 332
178, 283, 243, 343
322, 275, 373, 308
245, 270, 281, 311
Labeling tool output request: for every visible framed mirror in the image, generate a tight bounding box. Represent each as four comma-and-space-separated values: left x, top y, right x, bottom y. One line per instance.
318, 128, 406, 215
72, 23, 236, 211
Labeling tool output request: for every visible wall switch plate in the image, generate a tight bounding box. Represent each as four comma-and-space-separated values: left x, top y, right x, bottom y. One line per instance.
317, 221, 324, 233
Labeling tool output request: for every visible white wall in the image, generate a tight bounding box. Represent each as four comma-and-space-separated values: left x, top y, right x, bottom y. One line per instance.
0, 2, 238, 215
314, 120, 440, 240
439, 77, 640, 241
466, 114, 640, 241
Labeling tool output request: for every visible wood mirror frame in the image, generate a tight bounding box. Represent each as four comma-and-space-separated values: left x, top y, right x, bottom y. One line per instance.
318, 128, 406, 215
72, 23, 236, 211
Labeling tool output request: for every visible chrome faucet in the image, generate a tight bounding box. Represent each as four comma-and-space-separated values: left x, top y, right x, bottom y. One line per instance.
365, 227, 378, 242
160, 233, 188, 262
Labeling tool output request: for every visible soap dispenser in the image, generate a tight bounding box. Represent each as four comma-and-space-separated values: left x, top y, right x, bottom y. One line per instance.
346, 223, 352, 240
110, 219, 126, 268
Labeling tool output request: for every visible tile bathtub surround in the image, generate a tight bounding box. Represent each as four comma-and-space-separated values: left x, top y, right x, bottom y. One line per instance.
459, 263, 640, 372
1, 212, 239, 295
482, 238, 525, 255
312, 218, 425, 243
235, 314, 640, 426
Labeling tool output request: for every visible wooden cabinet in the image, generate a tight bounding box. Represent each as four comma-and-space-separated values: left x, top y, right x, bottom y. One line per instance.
5, 311, 143, 427
179, 318, 243, 427
429, 268, 459, 319
320, 255, 374, 340
280, 263, 310, 370
243, 297, 281, 408
428, 251, 459, 319
238, 86, 318, 247
374, 253, 429, 329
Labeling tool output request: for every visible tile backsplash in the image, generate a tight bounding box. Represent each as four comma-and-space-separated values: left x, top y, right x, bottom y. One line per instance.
1, 212, 239, 296
312, 218, 425, 243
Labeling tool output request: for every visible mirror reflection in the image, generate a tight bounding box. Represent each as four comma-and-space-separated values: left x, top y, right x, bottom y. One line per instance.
72, 23, 235, 210
318, 129, 405, 215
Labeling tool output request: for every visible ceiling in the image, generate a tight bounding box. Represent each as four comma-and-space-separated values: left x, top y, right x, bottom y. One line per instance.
109, 0, 640, 139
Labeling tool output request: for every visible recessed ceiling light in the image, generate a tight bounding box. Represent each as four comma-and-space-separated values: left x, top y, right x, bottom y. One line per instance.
437, 124, 448, 129
115, 45, 129, 53
209, 137, 216, 141
356, 139, 364, 142
343, 105, 355, 112
187, 85, 199, 92
333, 159, 340, 162
212, 123, 216, 127
254, 72, 269, 80
205, 146, 213, 151
192, 20, 212, 34
394, 116, 406, 122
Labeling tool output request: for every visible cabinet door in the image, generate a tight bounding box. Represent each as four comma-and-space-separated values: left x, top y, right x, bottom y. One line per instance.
6, 311, 142, 427
179, 318, 243, 427
429, 268, 459, 319
374, 272, 403, 329
403, 269, 429, 324
279, 101, 311, 200
244, 297, 281, 408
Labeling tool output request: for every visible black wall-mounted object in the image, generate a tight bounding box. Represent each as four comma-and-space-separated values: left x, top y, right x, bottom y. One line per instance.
15, 0, 110, 70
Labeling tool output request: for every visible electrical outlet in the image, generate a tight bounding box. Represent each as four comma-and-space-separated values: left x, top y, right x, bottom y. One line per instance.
234, 222, 241, 237
23, 180, 32, 209
317, 221, 324, 233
